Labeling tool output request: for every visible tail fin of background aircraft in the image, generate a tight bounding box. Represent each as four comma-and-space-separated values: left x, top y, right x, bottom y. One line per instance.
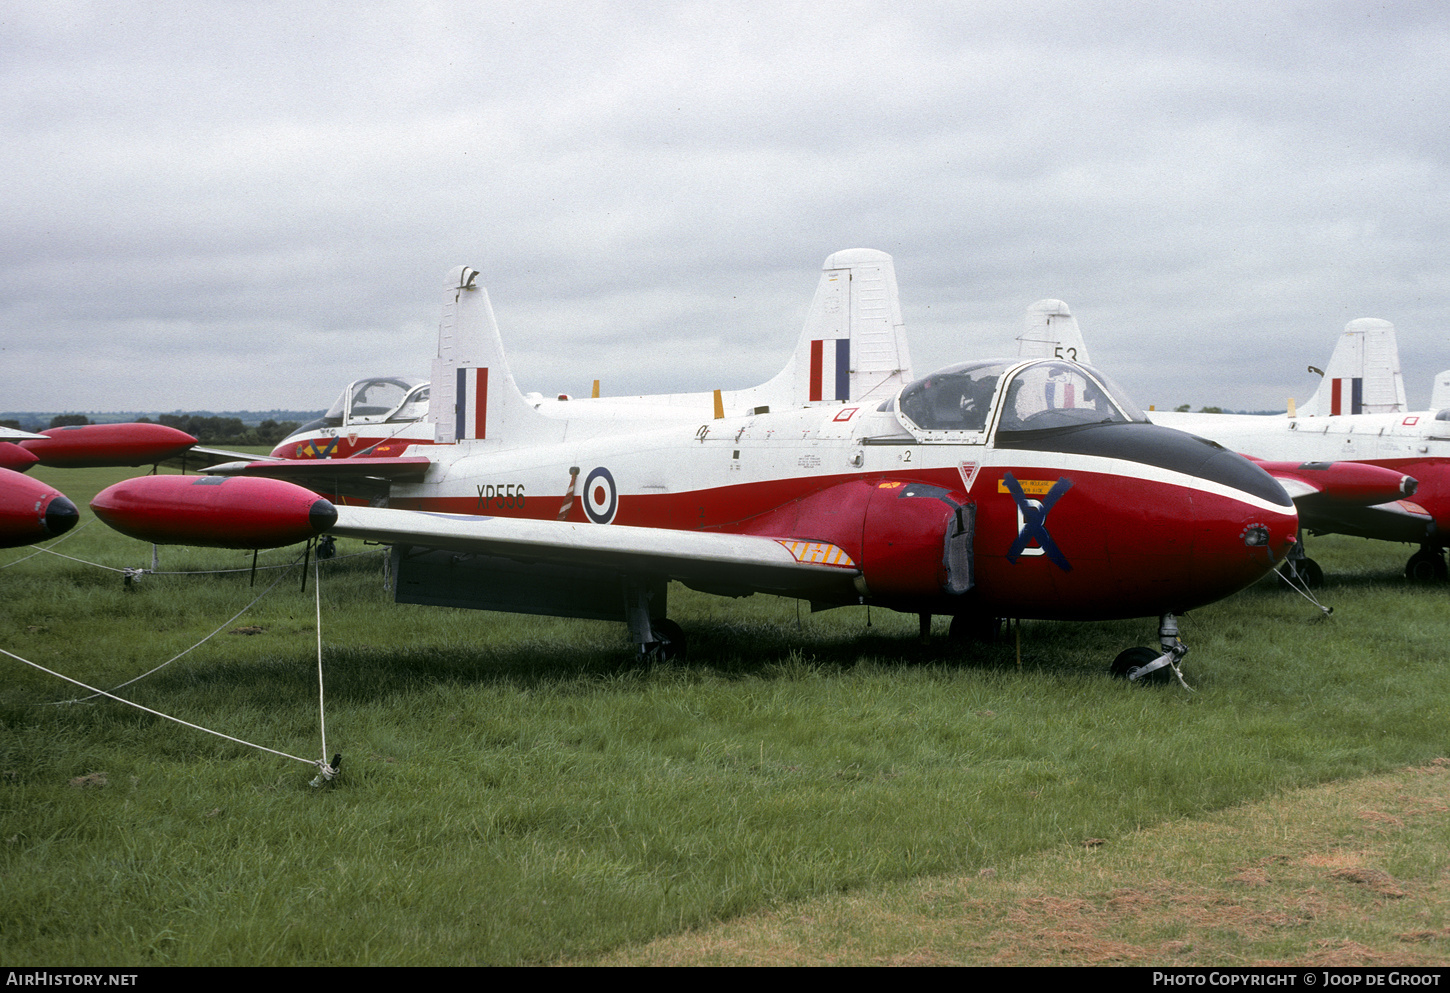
1431, 369, 1450, 412
430, 266, 562, 447
1301, 318, 1408, 417
1015, 299, 1092, 366
748, 248, 913, 409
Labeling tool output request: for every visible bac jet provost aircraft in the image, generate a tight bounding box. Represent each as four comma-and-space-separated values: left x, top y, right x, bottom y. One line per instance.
92, 251, 1303, 684
1024, 310, 1445, 583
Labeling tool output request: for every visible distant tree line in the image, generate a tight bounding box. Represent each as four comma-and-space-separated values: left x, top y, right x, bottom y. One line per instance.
153, 414, 300, 445
4, 414, 302, 443
1, 415, 91, 431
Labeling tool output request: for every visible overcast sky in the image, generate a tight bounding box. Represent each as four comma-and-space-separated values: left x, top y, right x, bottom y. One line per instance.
3, 1, 1448, 416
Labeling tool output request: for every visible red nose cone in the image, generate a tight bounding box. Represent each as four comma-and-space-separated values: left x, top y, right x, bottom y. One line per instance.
21, 423, 198, 468
0, 467, 79, 548
91, 475, 337, 549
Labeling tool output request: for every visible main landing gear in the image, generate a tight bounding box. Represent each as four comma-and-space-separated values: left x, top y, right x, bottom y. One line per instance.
624, 583, 686, 663
644, 618, 687, 662
629, 614, 687, 663
1405, 545, 1449, 583
1111, 613, 1191, 689
947, 613, 1002, 643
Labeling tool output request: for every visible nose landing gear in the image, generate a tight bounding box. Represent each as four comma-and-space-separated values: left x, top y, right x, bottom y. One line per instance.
1280, 531, 1323, 588
1111, 613, 1192, 689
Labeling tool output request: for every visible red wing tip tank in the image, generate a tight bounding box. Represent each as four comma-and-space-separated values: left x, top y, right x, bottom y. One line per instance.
91, 475, 338, 549
1251, 458, 1418, 503
0, 467, 80, 548
20, 423, 199, 468
0, 442, 41, 473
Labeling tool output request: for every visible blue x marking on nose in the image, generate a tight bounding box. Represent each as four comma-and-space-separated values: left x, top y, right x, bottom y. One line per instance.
1003, 472, 1073, 571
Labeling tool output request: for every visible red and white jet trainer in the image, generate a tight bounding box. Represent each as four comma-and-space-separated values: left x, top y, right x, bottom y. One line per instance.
94, 254, 1301, 683
1022, 310, 1444, 583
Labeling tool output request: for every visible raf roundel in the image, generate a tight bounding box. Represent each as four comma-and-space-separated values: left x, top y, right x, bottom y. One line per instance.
583, 466, 618, 524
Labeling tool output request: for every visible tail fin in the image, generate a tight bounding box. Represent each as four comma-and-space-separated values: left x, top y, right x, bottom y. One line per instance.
750, 248, 913, 409
429, 266, 562, 447
1431, 369, 1450, 412
1301, 318, 1408, 417
1016, 300, 1092, 365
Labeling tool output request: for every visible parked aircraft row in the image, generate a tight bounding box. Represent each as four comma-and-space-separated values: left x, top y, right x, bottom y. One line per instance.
231, 258, 1448, 591
34, 249, 1415, 689
1014, 302, 1450, 584
7, 250, 1443, 685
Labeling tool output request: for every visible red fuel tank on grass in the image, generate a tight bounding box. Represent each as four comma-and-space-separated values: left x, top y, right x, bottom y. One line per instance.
91, 475, 337, 549
1253, 459, 1417, 504
0, 442, 40, 473
0, 467, 79, 548
21, 423, 198, 468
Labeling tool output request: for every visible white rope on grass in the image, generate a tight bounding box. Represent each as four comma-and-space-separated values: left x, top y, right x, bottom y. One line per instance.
1274, 564, 1334, 618
8, 537, 348, 782
0, 645, 327, 772
25, 544, 129, 573
38, 546, 374, 578
0, 519, 95, 570
50, 550, 307, 705
310, 550, 337, 787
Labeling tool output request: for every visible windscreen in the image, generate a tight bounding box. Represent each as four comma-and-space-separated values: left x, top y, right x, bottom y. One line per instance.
995, 361, 1147, 433
327, 377, 429, 423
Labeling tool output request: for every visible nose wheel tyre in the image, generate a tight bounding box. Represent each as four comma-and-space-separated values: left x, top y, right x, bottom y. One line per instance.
1111, 646, 1172, 684
1279, 557, 1323, 588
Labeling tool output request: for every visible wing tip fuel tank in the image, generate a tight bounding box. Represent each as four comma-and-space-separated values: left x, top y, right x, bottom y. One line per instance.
91, 475, 337, 549
21, 423, 199, 468
0, 467, 79, 547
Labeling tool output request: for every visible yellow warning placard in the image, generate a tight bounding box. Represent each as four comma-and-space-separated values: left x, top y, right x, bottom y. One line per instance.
998, 478, 1056, 496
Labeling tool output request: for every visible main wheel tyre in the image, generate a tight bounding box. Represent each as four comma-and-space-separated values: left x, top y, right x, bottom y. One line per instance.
1110, 646, 1171, 684
949, 614, 1001, 643
648, 618, 687, 662
1405, 550, 1448, 583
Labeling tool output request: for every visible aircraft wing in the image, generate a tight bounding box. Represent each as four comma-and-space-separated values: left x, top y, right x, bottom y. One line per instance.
328, 505, 861, 600
0, 426, 48, 441
157, 445, 275, 472
197, 456, 434, 501
1287, 497, 1432, 543
200, 456, 433, 481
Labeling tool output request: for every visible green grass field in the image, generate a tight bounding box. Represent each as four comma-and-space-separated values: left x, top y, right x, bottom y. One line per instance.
1, 463, 1446, 965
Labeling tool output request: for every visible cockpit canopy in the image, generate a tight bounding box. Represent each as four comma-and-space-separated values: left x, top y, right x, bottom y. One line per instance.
283, 376, 432, 442
323, 376, 430, 426
895, 359, 1148, 442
